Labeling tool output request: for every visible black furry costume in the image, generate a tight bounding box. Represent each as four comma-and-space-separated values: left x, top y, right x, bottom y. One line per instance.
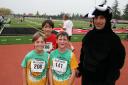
77, 3, 125, 85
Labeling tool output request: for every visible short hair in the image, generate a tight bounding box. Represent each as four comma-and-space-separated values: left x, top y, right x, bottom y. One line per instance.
32, 31, 45, 43
57, 32, 69, 40
63, 14, 69, 19
42, 20, 54, 28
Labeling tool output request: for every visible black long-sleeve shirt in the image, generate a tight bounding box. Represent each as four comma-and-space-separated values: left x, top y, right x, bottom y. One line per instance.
78, 29, 125, 83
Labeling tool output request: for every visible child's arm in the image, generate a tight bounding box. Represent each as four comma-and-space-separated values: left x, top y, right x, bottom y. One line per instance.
68, 69, 76, 85
46, 68, 49, 85
59, 24, 63, 28
22, 68, 27, 85
59, 23, 66, 31
49, 67, 53, 85
69, 53, 78, 85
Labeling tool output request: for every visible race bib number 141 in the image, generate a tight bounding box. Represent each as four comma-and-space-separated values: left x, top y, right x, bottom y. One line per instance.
53, 58, 67, 73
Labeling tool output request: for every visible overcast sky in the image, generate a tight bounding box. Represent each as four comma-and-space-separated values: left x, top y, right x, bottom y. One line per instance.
0, 0, 128, 15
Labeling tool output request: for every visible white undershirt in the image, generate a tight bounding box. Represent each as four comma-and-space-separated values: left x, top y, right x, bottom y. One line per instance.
63, 20, 73, 36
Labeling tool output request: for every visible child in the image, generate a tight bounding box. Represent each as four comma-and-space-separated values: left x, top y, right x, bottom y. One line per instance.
42, 20, 57, 53
49, 32, 78, 85
59, 14, 75, 51
21, 32, 49, 85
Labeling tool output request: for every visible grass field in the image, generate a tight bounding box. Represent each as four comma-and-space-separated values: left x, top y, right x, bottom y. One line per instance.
0, 17, 128, 44
7, 17, 128, 29
7, 17, 89, 29
0, 33, 128, 44
0, 34, 84, 44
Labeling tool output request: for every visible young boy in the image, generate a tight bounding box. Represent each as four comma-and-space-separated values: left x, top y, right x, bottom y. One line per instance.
21, 32, 49, 85
42, 20, 57, 53
59, 14, 74, 51
49, 32, 78, 85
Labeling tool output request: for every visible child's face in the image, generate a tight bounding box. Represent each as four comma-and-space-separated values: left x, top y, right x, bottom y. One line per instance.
34, 36, 45, 52
57, 36, 68, 49
42, 23, 52, 36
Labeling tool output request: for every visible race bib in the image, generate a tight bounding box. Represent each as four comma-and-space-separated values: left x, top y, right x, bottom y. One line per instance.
44, 42, 53, 52
52, 58, 67, 74
31, 60, 45, 72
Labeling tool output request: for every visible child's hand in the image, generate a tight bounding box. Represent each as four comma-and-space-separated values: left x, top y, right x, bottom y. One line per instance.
59, 24, 62, 27
75, 69, 81, 77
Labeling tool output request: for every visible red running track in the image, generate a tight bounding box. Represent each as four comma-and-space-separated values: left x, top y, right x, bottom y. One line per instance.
53, 28, 128, 34
0, 41, 128, 85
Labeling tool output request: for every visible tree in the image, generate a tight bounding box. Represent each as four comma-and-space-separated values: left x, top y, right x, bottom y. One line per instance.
36, 11, 40, 16
0, 8, 12, 15
111, 0, 121, 19
71, 13, 80, 20
122, 4, 128, 20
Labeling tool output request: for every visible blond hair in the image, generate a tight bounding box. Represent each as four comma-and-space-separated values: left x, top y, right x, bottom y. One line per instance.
32, 31, 45, 43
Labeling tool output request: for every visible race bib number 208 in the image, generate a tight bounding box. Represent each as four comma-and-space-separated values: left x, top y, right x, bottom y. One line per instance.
31, 60, 45, 72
